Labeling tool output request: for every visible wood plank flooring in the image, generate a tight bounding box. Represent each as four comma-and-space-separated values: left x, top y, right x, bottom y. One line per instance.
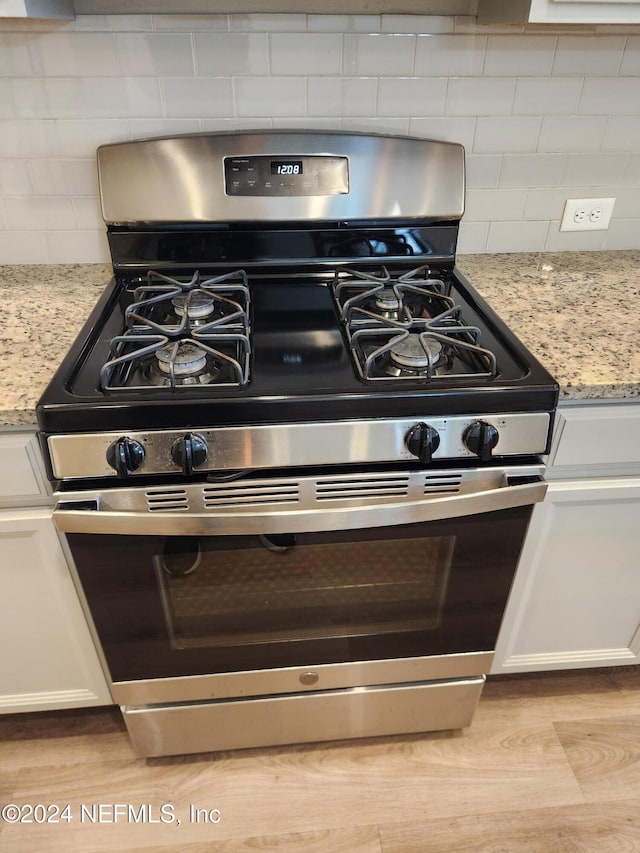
0, 666, 639, 852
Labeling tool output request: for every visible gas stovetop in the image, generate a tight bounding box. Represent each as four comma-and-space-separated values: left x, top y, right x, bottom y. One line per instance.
37, 261, 556, 435
37, 130, 558, 483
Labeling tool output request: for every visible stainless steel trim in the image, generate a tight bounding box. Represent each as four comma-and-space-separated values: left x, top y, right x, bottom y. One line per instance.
47, 413, 551, 480
122, 677, 485, 757
53, 466, 546, 535
110, 651, 494, 705
97, 131, 465, 224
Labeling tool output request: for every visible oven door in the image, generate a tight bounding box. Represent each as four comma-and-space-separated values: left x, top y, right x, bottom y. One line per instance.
55, 466, 545, 704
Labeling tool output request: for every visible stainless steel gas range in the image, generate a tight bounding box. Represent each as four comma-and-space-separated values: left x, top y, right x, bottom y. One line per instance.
37, 131, 558, 758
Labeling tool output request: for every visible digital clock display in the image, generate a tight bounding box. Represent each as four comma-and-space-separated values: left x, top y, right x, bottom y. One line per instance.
271, 160, 303, 176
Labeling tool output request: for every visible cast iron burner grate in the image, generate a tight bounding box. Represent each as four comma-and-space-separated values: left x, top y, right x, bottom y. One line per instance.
333, 265, 498, 383
100, 269, 251, 392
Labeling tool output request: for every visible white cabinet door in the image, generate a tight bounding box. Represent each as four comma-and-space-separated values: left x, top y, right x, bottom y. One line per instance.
0, 508, 111, 713
478, 0, 640, 23
492, 477, 640, 673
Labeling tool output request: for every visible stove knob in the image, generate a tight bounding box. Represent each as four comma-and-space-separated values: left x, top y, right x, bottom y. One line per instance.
106, 437, 145, 479
464, 421, 499, 461
406, 422, 441, 463
171, 433, 208, 476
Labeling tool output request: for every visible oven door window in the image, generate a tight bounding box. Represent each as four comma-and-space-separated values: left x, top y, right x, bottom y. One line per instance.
67, 507, 531, 683
156, 531, 453, 650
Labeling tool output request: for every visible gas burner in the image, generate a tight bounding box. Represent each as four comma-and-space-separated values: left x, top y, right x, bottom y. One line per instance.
171, 292, 216, 321
333, 265, 454, 330
126, 269, 250, 336
374, 287, 401, 317
387, 333, 443, 375
155, 342, 211, 377
333, 265, 498, 384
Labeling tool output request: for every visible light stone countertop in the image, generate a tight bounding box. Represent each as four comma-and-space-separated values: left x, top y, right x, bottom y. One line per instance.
1, 251, 639, 428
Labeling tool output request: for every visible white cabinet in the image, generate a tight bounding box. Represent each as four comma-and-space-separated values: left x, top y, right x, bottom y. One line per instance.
0, 430, 111, 713
478, 0, 640, 24
492, 401, 640, 674
0, 0, 73, 18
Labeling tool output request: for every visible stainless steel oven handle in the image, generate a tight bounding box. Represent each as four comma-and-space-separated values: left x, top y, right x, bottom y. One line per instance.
53, 477, 547, 536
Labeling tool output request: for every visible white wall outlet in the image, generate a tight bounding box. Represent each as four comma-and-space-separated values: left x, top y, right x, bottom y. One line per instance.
560, 197, 616, 232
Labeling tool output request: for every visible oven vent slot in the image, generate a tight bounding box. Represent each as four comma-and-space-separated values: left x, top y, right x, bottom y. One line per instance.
146, 488, 189, 511
423, 474, 463, 495
316, 476, 410, 502
203, 483, 300, 508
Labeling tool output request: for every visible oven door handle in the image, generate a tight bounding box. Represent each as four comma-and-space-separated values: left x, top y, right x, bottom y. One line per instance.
53, 475, 547, 536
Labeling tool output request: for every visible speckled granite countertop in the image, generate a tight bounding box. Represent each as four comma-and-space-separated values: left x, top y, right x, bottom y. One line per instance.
1, 251, 639, 428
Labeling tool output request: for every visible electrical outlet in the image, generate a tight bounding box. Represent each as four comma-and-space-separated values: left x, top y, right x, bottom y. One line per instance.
560, 197, 616, 232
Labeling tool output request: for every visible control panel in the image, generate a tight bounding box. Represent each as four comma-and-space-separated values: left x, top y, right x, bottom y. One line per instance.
224, 155, 349, 197
49, 413, 551, 481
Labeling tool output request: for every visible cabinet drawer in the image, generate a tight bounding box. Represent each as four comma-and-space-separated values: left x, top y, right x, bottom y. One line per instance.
0, 432, 50, 504
549, 404, 640, 471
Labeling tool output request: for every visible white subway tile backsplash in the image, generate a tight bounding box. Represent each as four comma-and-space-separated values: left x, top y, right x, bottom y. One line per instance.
446, 77, 515, 116
561, 152, 629, 186
13, 77, 162, 119
465, 154, 501, 188
0, 13, 639, 261
464, 188, 527, 222
580, 77, 640, 115
194, 33, 268, 77
382, 15, 453, 34
0, 33, 42, 76
602, 115, 640, 150
624, 153, 640, 184
201, 118, 272, 131
498, 154, 565, 188
544, 221, 607, 251
409, 117, 476, 149
308, 15, 379, 33
340, 117, 410, 135
28, 159, 97, 196
484, 35, 556, 77
129, 118, 201, 138
230, 14, 303, 32
552, 36, 625, 76
538, 115, 607, 152
457, 221, 489, 253
308, 78, 377, 118
524, 187, 576, 221
270, 33, 342, 76
0, 161, 31, 196
343, 34, 415, 76
415, 35, 486, 77
473, 116, 542, 153
377, 78, 447, 117
0, 120, 59, 158
235, 78, 306, 117
3, 196, 76, 230
43, 229, 110, 263
34, 33, 120, 77
72, 196, 104, 229
153, 15, 228, 32
273, 118, 340, 130
0, 231, 47, 264
75, 15, 153, 32
486, 221, 549, 253
0, 81, 15, 118
162, 78, 234, 118
620, 36, 640, 75
115, 33, 194, 76
54, 119, 130, 158
513, 78, 582, 115
604, 219, 640, 249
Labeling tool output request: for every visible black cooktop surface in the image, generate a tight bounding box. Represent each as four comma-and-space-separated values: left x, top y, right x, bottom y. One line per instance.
37, 263, 558, 434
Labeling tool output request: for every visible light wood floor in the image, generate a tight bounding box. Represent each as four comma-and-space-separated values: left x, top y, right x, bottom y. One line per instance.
1, 667, 639, 852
